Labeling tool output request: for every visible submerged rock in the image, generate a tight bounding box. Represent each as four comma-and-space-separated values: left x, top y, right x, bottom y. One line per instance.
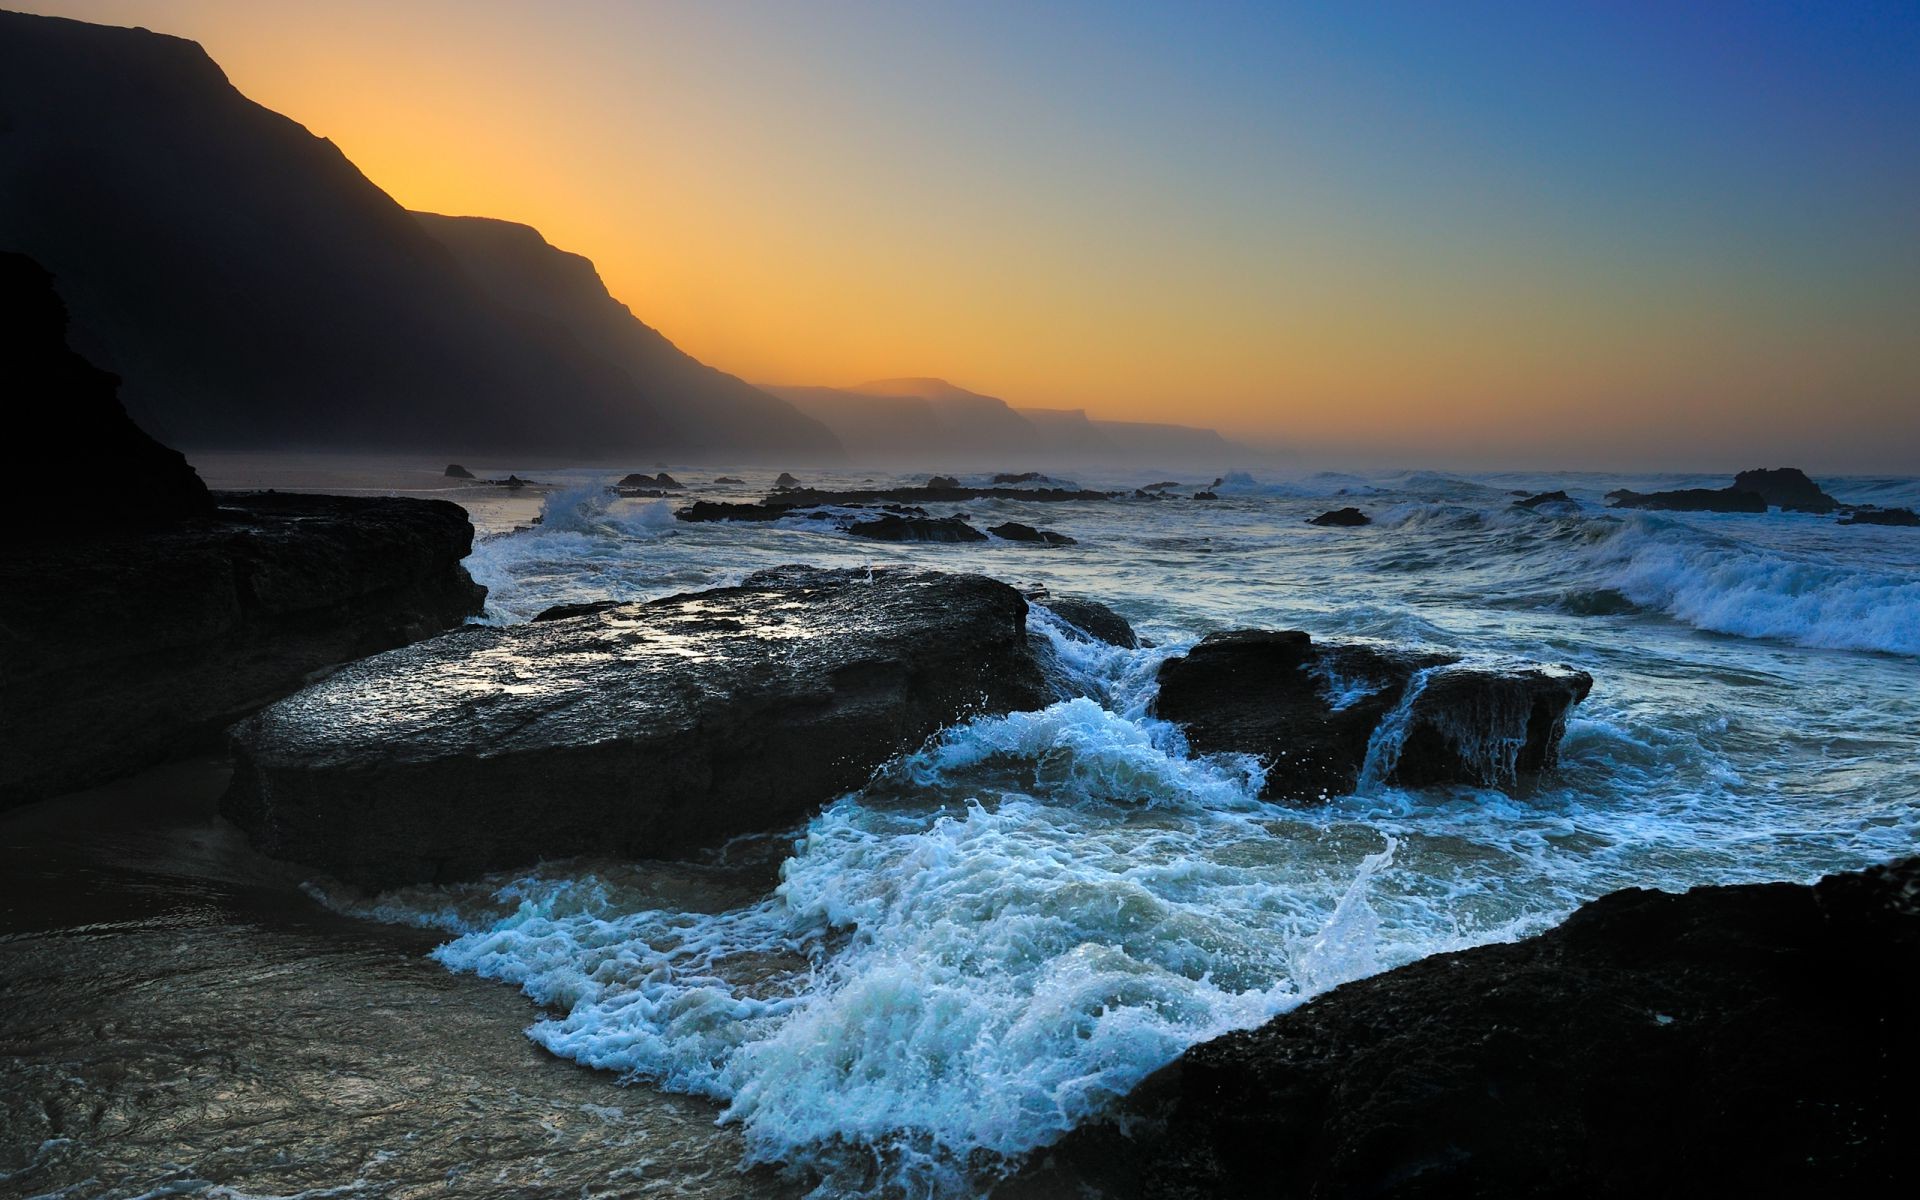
1733, 466, 1838, 513
1038, 598, 1138, 649
1606, 486, 1766, 513
1308, 507, 1371, 527
1024, 856, 1920, 1199
444, 463, 475, 479
1152, 630, 1590, 799
848, 514, 987, 543
990, 521, 1076, 545
1, 493, 485, 807
223, 567, 1052, 889
1840, 506, 1920, 527
1513, 489, 1573, 509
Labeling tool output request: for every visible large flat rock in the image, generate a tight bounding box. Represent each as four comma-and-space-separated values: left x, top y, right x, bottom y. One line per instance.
1153, 630, 1591, 798
223, 567, 1053, 890
0, 493, 485, 807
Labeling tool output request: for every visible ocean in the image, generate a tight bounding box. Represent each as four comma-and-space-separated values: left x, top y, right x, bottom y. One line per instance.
28, 457, 1920, 1198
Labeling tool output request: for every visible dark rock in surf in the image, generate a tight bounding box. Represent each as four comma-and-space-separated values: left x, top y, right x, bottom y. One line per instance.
1152, 630, 1590, 800
444, 463, 476, 479
1022, 856, 1920, 1200
618, 471, 683, 489
926, 475, 962, 490
990, 522, 1076, 546
1192, 491, 1218, 500
677, 500, 799, 522
993, 472, 1048, 484
222, 567, 1052, 889
1039, 598, 1138, 649
1734, 467, 1839, 513
713, 476, 745, 484
1606, 487, 1766, 513
774, 472, 803, 489
848, 514, 987, 543
772, 485, 1114, 506
1308, 507, 1372, 527
531, 600, 624, 622
1513, 489, 1573, 509
3, 252, 214, 539
1839, 506, 1920, 527
1143, 481, 1181, 492
2, 492, 486, 807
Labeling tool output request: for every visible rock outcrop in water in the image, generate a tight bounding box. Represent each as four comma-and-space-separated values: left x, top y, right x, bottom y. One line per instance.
1021, 856, 1920, 1199
1038, 598, 1138, 648
1607, 486, 1768, 512
223, 567, 1053, 889
1733, 467, 1839, 513
1153, 631, 1591, 799
1, 493, 486, 807
444, 463, 475, 479
990, 522, 1077, 545
1840, 506, 1920, 527
848, 514, 987, 543
1512, 489, 1573, 509
1308, 507, 1372, 527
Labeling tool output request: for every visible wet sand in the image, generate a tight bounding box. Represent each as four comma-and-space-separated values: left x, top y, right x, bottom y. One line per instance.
0, 759, 792, 1200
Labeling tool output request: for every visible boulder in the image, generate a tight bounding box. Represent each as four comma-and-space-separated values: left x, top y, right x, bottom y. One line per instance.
1734, 467, 1838, 513
774, 471, 803, 489
1039, 598, 1138, 649
1143, 481, 1181, 492
444, 463, 476, 479
1606, 487, 1766, 513
990, 521, 1077, 545
1152, 631, 1590, 799
1192, 491, 1218, 500
1513, 489, 1573, 509
222, 567, 1052, 889
1308, 507, 1371, 527
1, 493, 486, 807
847, 514, 987, 543
1022, 856, 1920, 1199
1840, 507, 1919, 527
677, 500, 799, 522
713, 475, 745, 484
926, 474, 962, 489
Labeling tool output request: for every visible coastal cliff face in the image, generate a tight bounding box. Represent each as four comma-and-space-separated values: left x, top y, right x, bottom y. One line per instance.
1018, 856, 1920, 1199
0, 10, 835, 460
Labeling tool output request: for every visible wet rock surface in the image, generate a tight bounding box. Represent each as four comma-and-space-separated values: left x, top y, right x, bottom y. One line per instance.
847, 514, 988, 542
1308, 507, 1372, 526
1841, 506, 1920, 527
1607, 486, 1767, 512
1152, 631, 1591, 799
774, 484, 1115, 506
1022, 856, 1920, 1199
1038, 598, 1138, 648
1733, 467, 1839, 513
990, 521, 1077, 545
1512, 489, 1574, 509
0, 492, 485, 808
223, 567, 1054, 889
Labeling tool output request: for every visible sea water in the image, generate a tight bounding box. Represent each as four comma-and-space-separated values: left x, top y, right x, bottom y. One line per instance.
236, 458, 1920, 1197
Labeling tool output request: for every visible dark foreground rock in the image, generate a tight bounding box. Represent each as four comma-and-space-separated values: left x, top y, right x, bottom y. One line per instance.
1841, 506, 1920, 527
1021, 856, 1920, 1200
990, 521, 1076, 545
223, 567, 1053, 889
4, 252, 214, 538
1308, 507, 1371, 527
1734, 466, 1839, 513
1606, 486, 1766, 513
1153, 631, 1590, 799
848, 514, 987, 543
0, 493, 486, 807
1038, 598, 1138, 648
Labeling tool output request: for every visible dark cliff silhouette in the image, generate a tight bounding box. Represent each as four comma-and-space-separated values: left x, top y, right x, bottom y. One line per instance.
0, 10, 838, 460
2, 251, 213, 538
768, 377, 1246, 466
413, 214, 837, 458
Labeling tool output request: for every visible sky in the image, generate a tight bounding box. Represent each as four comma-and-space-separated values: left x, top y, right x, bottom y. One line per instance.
22, 0, 1920, 469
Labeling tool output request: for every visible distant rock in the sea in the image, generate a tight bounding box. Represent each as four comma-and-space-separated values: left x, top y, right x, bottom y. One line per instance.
848, 514, 987, 543
713, 475, 745, 484
3, 252, 213, 539
1733, 467, 1839, 513
676, 500, 797, 523
1038, 598, 1138, 648
444, 463, 476, 480
767, 484, 1115, 507
1513, 489, 1573, 509
989, 522, 1076, 546
1839, 506, 1920, 527
774, 472, 803, 489
1308, 507, 1372, 527
1191, 491, 1218, 500
1607, 486, 1766, 513
992, 471, 1049, 485
2, 493, 485, 807
1142, 481, 1181, 492
619, 471, 683, 489
926, 475, 962, 490
1153, 630, 1591, 799
1022, 856, 1920, 1199
223, 567, 1051, 889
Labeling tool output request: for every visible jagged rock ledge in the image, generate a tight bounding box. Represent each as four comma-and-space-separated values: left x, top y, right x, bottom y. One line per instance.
223, 567, 1054, 890
1154, 630, 1591, 798
1016, 855, 1920, 1199
0, 493, 486, 807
